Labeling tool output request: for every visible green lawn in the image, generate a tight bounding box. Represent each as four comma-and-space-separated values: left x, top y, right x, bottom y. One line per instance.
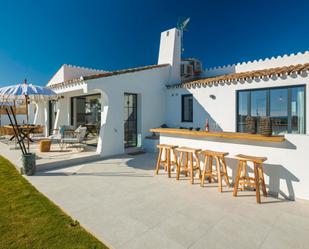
0, 156, 109, 249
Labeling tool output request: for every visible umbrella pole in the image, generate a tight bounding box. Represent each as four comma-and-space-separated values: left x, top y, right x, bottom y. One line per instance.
25, 95, 30, 152
5, 107, 26, 155
10, 106, 27, 154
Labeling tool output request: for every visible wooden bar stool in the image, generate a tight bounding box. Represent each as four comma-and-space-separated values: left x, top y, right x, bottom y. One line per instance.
175, 147, 202, 184
200, 150, 230, 192
233, 154, 268, 203
155, 144, 178, 178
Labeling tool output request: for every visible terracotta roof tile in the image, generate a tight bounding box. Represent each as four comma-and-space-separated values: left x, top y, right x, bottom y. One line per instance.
49, 64, 169, 89
168, 63, 309, 89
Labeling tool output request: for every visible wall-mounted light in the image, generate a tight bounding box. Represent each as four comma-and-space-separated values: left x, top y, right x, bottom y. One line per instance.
209, 94, 216, 100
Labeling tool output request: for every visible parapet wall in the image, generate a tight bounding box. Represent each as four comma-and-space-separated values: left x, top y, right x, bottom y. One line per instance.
204, 51, 309, 77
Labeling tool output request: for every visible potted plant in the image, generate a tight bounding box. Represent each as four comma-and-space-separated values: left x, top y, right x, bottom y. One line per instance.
21, 153, 36, 175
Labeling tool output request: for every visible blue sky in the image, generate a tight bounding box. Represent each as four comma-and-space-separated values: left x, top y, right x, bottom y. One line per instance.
0, 0, 309, 86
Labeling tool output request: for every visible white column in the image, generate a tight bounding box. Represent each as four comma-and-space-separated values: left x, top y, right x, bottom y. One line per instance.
33, 102, 45, 126
96, 91, 124, 157
44, 102, 48, 136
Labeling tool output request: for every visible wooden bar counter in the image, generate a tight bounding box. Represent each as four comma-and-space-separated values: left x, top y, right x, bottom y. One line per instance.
148, 127, 309, 201
149, 128, 285, 143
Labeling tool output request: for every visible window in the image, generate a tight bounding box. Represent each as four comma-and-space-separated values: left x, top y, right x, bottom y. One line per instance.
237, 91, 249, 132
124, 93, 138, 148
291, 86, 305, 134
182, 94, 193, 122
251, 89, 267, 133
70, 94, 102, 146
237, 86, 306, 134
270, 88, 288, 134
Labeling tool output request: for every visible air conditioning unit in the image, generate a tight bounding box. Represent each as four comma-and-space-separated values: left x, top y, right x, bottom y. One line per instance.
182, 64, 194, 76
194, 61, 202, 73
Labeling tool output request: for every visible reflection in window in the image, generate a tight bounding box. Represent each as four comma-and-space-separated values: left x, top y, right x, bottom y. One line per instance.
237, 86, 305, 134
251, 90, 267, 133
237, 91, 249, 132
270, 88, 288, 135
71, 94, 101, 146
251, 90, 267, 117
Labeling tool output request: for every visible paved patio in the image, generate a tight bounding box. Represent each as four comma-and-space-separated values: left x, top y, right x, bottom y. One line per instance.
0, 139, 99, 171
24, 152, 309, 249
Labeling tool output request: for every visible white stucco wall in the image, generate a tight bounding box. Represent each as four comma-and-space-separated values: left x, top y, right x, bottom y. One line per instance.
48, 64, 107, 86
160, 133, 309, 200
85, 65, 171, 157
40, 65, 170, 157
164, 65, 309, 201
47, 66, 65, 86
165, 74, 309, 133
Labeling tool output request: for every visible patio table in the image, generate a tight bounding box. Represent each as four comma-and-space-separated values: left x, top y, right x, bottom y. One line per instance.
5, 125, 39, 143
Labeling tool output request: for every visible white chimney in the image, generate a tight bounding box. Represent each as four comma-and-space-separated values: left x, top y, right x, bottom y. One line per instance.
158, 28, 182, 84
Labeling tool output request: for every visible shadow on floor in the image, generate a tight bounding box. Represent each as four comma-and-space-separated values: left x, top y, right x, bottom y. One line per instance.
225, 157, 299, 201
36, 154, 102, 172
33, 153, 156, 177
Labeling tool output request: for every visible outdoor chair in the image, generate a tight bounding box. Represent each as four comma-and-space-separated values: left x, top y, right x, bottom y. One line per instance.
60, 127, 87, 151
47, 125, 75, 145
48, 129, 62, 145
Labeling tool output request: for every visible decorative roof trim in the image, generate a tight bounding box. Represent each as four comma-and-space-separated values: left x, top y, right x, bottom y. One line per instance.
167, 63, 309, 89
62, 64, 107, 73
49, 64, 169, 90
205, 51, 309, 71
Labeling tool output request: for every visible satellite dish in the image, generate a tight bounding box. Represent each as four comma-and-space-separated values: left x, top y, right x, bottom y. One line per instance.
177, 17, 190, 54
177, 17, 190, 31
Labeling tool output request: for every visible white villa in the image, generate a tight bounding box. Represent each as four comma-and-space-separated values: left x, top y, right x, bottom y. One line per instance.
32, 26, 309, 200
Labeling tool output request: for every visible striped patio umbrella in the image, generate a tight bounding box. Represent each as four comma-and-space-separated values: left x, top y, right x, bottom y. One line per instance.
0, 80, 57, 102
0, 79, 57, 121
0, 79, 57, 151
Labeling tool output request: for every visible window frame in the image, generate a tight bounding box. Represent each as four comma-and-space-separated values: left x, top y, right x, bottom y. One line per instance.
236, 85, 306, 134
181, 94, 193, 122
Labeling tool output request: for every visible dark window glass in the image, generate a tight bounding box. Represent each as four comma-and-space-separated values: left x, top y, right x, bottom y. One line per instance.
237, 91, 249, 132
124, 93, 137, 147
48, 101, 57, 135
182, 94, 193, 122
270, 88, 288, 135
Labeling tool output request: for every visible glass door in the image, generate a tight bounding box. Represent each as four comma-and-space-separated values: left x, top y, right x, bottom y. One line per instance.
124, 93, 137, 148
71, 94, 101, 146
